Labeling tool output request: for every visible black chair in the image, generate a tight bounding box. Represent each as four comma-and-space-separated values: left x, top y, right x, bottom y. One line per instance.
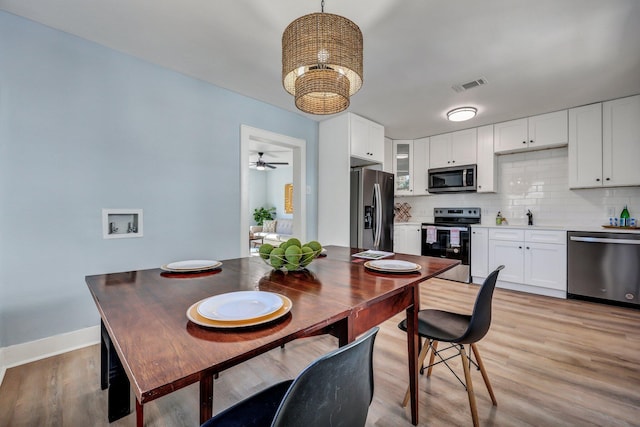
201, 327, 379, 427
398, 265, 504, 427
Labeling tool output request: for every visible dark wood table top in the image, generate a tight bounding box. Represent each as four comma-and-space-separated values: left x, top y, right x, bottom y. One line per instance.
86, 246, 459, 404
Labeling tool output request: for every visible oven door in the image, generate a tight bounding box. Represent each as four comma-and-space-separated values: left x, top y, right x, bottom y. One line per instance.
421, 224, 471, 282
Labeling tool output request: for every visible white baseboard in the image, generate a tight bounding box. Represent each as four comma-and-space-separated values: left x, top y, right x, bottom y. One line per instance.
0, 325, 100, 386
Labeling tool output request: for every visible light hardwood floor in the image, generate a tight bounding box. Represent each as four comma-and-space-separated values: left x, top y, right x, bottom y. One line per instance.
2, 278, 640, 427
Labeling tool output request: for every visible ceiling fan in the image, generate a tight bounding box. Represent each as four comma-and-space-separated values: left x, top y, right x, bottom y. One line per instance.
249, 152, 289, 170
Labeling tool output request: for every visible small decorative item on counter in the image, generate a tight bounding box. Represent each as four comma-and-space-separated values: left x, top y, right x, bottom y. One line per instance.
496, 211, 503, 225
631, 218, 637, 227
501, 217, 509, 225
620, 205, 630, 227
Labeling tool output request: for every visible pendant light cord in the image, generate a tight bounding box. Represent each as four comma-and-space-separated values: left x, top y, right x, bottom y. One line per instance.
321, 0, 324, 13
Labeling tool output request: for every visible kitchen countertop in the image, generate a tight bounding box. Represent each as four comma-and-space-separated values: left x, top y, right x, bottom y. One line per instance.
471, 224, 640, 234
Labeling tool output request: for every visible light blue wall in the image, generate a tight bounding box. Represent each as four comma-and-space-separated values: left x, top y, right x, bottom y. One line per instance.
0, 11, 318, 347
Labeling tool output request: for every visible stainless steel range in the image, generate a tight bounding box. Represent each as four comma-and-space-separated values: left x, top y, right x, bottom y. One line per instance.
421, 207, 481, 283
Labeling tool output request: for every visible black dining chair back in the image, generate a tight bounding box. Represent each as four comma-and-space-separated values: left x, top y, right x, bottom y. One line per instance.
201, 327, 379, 427
457, 264, 504, 344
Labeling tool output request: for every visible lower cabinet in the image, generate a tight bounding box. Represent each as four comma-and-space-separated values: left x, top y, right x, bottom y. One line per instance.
394, 223, 422, 255
470, 226, 489, 278
483, 228, 567, 298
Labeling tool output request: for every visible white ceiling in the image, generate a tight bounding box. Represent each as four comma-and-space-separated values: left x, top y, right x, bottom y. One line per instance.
2, 0, 640, 139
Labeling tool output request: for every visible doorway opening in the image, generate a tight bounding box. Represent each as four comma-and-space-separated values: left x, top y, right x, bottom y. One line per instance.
240, 125, 306, 258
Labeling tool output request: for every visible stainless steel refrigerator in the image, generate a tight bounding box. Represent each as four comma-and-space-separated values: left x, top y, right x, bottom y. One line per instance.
350, 169, 394, 251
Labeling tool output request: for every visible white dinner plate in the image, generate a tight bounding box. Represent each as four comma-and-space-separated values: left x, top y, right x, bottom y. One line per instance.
197, 291, 284, 321
364, 260, 421, 273
187, 295, 292, 329
161, 260, 222, 272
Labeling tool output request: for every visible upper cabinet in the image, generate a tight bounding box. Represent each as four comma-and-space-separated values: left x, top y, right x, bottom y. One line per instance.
350, 113, 385, 165
569, 95, 640, 188
429, 128, 477, 169
494, 110, 567, 154
476, 125, 496, 193
392, 138, 430, 196
393, 140, 413, 195
603, 95, 640, 187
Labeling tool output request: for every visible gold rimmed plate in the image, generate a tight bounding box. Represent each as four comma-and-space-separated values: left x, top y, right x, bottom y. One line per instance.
161, 260, 222, 272
187, 294, 292, 329
364, 260, 421, 273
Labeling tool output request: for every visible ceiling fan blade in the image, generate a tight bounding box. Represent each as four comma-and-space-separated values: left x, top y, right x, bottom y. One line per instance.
265, 164, 276, 169
265, 162, 289, 165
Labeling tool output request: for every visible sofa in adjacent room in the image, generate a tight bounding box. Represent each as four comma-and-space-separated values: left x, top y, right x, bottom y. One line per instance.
250, 218, 295, 247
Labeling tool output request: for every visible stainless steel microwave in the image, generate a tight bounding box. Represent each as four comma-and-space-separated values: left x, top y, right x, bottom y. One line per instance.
427, 165, 477, 193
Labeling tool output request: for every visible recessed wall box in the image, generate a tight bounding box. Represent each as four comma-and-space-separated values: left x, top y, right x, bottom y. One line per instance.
102, 209, 143, 239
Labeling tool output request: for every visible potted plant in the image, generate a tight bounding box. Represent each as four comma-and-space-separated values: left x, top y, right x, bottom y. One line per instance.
253, 206, 276, 226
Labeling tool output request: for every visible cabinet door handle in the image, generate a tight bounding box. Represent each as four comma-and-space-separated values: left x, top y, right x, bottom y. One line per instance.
596, 178, 601, 182
518, 246, 523, 249
526, 246, 530, 250
606, 177, 610, 181
522, 141, 527, 144
530, 140, 534, 143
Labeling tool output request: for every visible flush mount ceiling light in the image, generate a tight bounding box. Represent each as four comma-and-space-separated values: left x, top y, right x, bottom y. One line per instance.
447, 107, 477, 122
282, 0, 363, 115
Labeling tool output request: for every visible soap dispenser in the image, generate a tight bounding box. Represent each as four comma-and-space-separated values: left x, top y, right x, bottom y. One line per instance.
526, 209, 533, 226
496, 211, 502, 225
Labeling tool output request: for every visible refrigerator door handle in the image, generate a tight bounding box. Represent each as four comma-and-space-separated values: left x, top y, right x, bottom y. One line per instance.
373, 183, 382, 249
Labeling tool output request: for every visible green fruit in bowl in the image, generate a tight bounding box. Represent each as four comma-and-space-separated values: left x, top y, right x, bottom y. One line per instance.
279, 241, 289, 251
285, 245, 302, 265
286, 238, 302, 248
258, 244, 274, 260
300, 246, 315, 266
306, 241, 322, 253
284, 263, 299, 271
270, 248, 286, 268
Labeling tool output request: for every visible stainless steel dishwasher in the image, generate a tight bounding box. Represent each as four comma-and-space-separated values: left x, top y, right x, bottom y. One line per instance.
568, 231, 640, 306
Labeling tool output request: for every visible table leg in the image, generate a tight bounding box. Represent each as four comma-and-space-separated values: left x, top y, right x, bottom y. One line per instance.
102, 321, 131, 422
100, 321, 108, 390
200, 373, 215, 424
407, 286, 420, 425
136, 399, 144, 427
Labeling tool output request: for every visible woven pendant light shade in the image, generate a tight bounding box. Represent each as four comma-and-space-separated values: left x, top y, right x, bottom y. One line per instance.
282, 11, 363, 115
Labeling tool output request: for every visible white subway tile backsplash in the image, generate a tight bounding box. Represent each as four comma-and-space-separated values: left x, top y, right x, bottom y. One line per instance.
398, 146, 640, 227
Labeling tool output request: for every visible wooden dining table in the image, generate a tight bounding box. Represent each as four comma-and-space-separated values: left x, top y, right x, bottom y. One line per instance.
85, 246, 459, 426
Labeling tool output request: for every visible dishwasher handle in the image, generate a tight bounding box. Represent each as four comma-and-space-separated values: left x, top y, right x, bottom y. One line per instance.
570, 236, 640, 245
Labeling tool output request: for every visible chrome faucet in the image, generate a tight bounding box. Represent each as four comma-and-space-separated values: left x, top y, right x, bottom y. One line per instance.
526, 209, 533, 226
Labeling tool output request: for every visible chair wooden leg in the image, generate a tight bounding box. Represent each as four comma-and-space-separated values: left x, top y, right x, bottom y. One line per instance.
402, 340, 432, 407
426, 340, 438, 377
471, 343, 497, 406
460, 345, 479, 427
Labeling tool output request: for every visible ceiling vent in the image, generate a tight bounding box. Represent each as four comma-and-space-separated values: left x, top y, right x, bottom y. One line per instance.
452, 77, 488, 93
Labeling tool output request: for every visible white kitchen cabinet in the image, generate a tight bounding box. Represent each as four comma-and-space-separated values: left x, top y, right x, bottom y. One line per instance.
393, 140, 413, 195
383, 137, 394, 173
350, 113, 385, 165
429, 128, 477, 169
569, 95, 640, 189
318, 113, 384, 246
568, 103, 603, 188
470, 226, 489, 280
392, 138, 430, 196
603, 95, 640, 187
412, 137, 430, 196
488, 227, 566, 298
476, 125, 496, 193
394, 223, 421, 255
494, 110, 567, 154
